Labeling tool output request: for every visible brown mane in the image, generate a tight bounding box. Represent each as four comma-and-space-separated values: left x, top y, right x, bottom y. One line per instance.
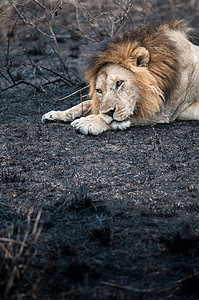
84, 20, 193, 116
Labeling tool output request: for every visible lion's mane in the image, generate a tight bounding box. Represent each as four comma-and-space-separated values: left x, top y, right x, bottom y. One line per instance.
84, 20, 194, 117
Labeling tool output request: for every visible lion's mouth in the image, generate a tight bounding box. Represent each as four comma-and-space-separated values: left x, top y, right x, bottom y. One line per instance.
117, 116, 131, 122
102, 113, 132, 124
112, 115, 132, 123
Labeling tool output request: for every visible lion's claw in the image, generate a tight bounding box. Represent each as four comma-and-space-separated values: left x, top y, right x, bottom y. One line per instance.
42, 111, 57, 122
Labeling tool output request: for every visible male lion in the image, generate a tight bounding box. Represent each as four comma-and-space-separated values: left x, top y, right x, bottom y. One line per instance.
42, 20, 199, 135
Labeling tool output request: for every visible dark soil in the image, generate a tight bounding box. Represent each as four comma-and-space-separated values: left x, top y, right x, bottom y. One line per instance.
0, 1, 199, 299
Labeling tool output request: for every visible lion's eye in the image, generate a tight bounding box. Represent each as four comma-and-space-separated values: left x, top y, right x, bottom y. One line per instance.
96, 89, 102, 94
116, 80, 124, 88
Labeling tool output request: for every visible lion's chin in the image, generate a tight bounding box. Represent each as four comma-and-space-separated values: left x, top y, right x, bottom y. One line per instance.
101, 113, 132, 124
113, 115, 132, 122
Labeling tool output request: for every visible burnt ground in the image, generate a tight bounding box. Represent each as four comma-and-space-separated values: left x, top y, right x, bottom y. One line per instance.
0, 1, 199, 299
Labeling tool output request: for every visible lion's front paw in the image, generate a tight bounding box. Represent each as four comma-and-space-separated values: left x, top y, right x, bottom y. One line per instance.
42, 111, 57, 122
71, 115, 110, 135
42, 110, 74, 123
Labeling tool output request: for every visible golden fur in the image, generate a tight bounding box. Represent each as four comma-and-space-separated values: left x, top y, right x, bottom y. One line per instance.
84, 20, 190, 116
42, 20, 199, 135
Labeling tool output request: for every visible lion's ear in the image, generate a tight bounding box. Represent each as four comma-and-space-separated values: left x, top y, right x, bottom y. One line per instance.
133, 47, 150, 67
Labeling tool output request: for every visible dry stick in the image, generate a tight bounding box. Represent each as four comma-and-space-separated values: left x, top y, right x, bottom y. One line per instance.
45, 43, 73, 84
1, 80, 42, 92
32, 210, 42, 235
42, 4, 73, 82
51, 2, 98, 42
6, 0, 30, 84
10, 1, 74, 87
18, 25, 72, 87
101, 270, 199, 293
92, 1, 129, 38
45, 18, 60, 57
89, 10, 116, 38
4, 0, 44, 91
51, 0, 63, 16
23, 211, 43, 264
72, 24, 99, 42
57, 85, 89, 101
116, 0, 134, 28
76, 0, 103, 41
4, 266, 19, 298
113, 0, 134, 36
89, 11, 112, 37
15, 31, 48, 92
43, 75, 68, 85
45, 19, 73, 83
62, 288, 82, 297
67, 0, 133, 42
32, 0, 45, 10
75, 2, 82, 33
0, 242, 13, 259
4, 211, 43, 298
56, 18, 98, 42
0, 70, 13, 85
18, 214, 30, 257
33, 0, 63, 16
11, 1, 63, 42
42, 78, 67, 87
16, 31, 59, 91
10, 2, 53, 39
0, 237, 27, 245
77, 3, 112, 38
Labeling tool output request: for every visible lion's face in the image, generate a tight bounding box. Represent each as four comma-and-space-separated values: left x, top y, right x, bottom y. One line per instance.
95, 64, 139, 124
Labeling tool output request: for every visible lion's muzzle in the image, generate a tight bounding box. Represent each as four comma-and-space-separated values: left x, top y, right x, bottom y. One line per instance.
103, 107, 116, 118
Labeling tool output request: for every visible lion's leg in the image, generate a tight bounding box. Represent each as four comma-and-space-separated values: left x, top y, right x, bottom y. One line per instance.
177, 101, 199, 120
42, 100, 92, 123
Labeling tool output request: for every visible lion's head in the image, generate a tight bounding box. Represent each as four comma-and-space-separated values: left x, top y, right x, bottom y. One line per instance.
84, 21, 192, 124
94, 60, 164, 124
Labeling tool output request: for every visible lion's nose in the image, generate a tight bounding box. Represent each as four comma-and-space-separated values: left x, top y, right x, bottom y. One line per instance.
104, 107, 116, 118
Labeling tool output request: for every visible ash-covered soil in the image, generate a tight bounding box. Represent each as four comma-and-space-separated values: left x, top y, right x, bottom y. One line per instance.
0, 1, 199, 299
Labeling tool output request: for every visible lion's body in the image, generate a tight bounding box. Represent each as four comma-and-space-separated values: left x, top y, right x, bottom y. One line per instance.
42, 20, 199, 135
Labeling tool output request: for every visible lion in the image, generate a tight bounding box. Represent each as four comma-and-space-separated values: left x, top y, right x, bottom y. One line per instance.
42, 20, 199, 135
